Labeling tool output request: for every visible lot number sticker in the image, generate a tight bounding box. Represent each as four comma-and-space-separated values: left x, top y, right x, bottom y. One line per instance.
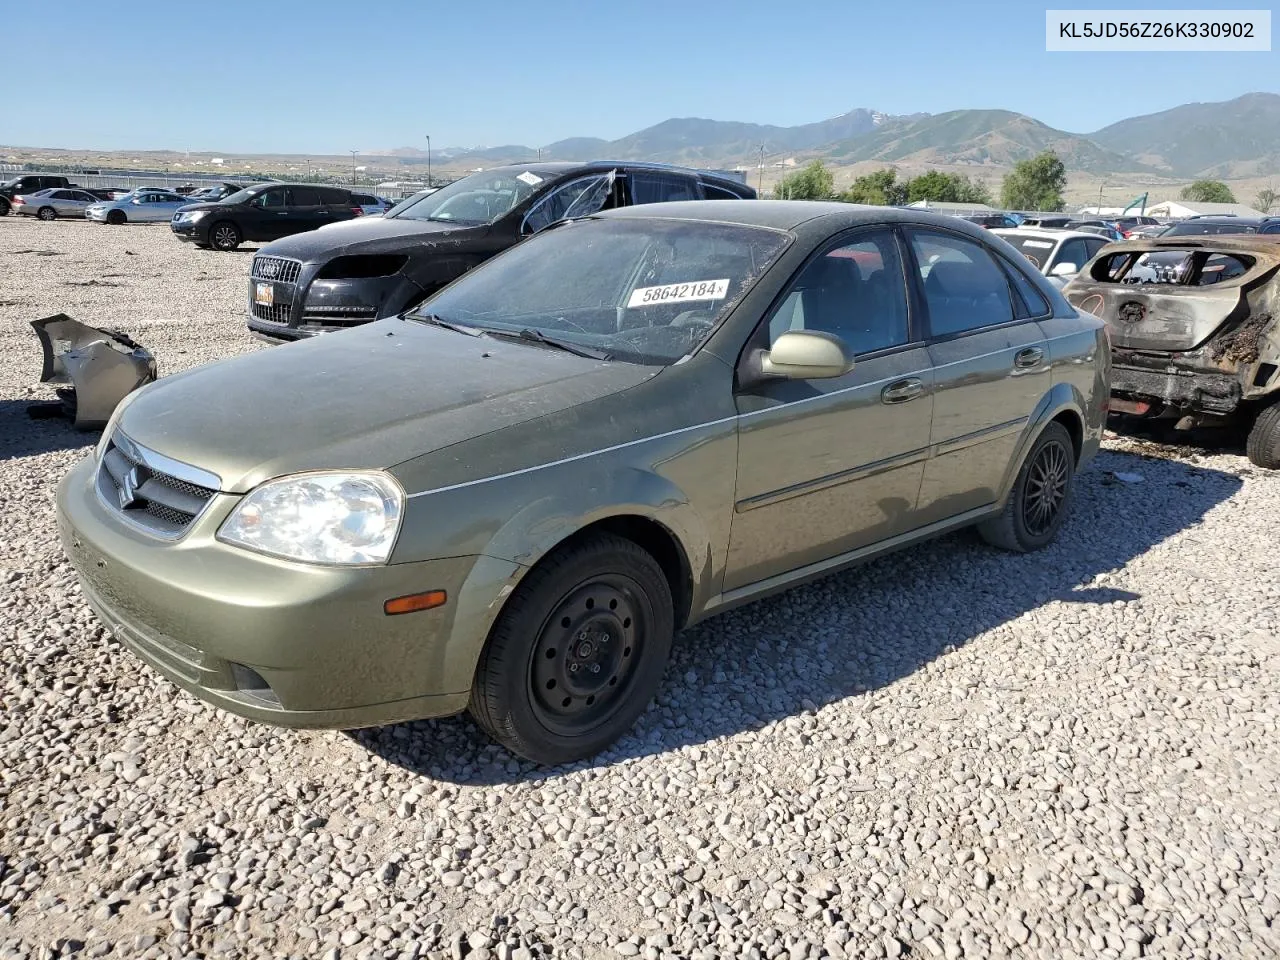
516, 171, 544, 186
628, 278, 730, 308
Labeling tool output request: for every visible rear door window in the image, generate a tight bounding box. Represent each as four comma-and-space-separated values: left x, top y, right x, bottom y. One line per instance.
629, 172, 698, 205
288, 187, 321, 206
702, 182, 743, 200
909, 230, 1016, 337
317, 188, 350, 206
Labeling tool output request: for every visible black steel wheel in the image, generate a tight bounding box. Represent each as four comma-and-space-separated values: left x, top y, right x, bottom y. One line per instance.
978, 421, 1076, 552
210, 221, 241, 251
37, 206, 57, 221
470, 533, 674, 765
106, 209, 126, 225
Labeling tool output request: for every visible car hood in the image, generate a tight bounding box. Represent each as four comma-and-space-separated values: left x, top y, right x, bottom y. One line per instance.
115, 319, 658, 494
173, 201, 225, 213
261, 215, 489, 261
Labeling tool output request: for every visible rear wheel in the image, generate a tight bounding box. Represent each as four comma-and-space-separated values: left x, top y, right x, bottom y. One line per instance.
106, 209, 126, 225
979, 422, 1075, 552
469, 533, 674, 765
210, 221, 240, 251
37, 206, 57, 221
0, 199, 9, 216
1246, 400, 1280, 469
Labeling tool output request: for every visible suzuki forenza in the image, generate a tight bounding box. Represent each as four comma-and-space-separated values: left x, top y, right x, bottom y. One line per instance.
58, 201, 1109, 764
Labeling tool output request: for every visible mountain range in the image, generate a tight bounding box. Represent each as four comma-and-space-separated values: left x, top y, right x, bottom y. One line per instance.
387, 93, 1280, 178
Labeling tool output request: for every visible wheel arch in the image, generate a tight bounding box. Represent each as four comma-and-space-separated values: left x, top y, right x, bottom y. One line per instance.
996, 384, 1089, 506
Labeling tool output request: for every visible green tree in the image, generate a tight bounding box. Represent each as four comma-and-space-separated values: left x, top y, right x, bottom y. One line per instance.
1254, 185, 1277, 213
773, 160, 835, 200
905, 170, 991, 205
1000, 150, 1067, 212
1180, 179, 1236, 203
839, 168, 907, 206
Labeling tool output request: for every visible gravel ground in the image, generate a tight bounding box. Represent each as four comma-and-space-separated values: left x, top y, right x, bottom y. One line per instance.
2, 218, 1279, 960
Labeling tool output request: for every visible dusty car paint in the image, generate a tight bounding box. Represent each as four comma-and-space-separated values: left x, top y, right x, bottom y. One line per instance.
1063, 235, 1280, 418
58, 201, 1107, 736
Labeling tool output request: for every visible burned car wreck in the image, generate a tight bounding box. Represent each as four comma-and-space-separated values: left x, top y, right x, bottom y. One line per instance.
1063, 235, 1280, 468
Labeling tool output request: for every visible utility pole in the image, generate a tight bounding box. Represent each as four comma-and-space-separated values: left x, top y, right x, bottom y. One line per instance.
1097, 181, 1104, 215
425, 135, 431, 187
758, 145, 765, 195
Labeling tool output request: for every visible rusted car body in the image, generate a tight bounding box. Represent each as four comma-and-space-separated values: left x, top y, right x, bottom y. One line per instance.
1063, 235, 1280, 467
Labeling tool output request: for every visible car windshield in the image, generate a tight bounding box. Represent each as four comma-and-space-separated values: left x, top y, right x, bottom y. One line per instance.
1163, 220, 1258, 236
412, 218, 792, 365
220, 187, 259, 205
389, 170, 546, 224
998, 234, 1059, 271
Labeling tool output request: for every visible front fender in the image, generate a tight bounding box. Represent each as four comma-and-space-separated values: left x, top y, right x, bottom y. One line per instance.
479, 466, 716, 613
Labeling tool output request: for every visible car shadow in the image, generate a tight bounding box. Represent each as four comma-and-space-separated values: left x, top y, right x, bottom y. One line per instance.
349, 447, 1243, 783
0, 399, 97, 461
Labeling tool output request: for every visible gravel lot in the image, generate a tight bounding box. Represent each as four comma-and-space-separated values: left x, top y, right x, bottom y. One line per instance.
2, 217, 1279, 960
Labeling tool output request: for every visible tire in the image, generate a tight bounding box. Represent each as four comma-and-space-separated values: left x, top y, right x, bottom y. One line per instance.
209, 221, 241, 251
37, 206, 57, 221
0, 200, 9, 216
979, 422, 1075, 552
106, 210, 126, 225
469, 533, 674, 765
1246, 400, 1280, 469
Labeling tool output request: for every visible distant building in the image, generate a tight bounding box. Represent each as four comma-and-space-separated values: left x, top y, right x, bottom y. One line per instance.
906, 200, 998, 216
1145, 200, 1266, 219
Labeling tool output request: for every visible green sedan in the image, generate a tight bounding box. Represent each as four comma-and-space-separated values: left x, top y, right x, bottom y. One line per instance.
57, 201, 1109, 764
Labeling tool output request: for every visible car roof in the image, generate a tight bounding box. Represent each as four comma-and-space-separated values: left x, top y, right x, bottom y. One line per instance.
474, 160, 749, 186
992, 227, 1103, 243
1176, 216, 1273, 226
594, 199, 998, 235
1103, 234, 1280, 253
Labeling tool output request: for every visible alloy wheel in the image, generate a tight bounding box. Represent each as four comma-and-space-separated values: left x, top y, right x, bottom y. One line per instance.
1022, 438, 1070, 536
212, 224, 238, 249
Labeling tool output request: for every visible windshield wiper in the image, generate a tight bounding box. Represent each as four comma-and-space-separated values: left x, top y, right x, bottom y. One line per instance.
411, 313, 485, 336
484, 328, 612, 360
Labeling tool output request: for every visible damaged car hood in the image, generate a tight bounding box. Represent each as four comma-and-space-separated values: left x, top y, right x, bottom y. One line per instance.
114, 319, 658, 493
259, 216, 488, 261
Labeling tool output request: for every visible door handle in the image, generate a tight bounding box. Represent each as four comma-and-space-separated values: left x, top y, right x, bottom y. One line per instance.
881, 377, 924, 404
1014, 347, 1044, 369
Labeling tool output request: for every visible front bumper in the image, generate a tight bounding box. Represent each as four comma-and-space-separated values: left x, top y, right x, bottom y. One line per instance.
246, 269, 416, 342
56, 456, 518, 728
85, 208, 109, 222
170, 219, 205, 242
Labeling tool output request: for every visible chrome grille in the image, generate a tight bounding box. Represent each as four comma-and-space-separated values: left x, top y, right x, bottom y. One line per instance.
251, 256, 302, 284
252, 302, 292, 324
95, 433, 219, 538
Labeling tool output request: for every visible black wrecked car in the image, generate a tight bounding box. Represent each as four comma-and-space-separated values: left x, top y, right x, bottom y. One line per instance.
1063, 234, 1280, 468
170, 183, 360, 251
245, 161, 756, 341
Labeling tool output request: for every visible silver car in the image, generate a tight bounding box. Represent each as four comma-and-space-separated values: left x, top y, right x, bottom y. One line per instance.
11, 188, 102, 220
86, 189, 192, 225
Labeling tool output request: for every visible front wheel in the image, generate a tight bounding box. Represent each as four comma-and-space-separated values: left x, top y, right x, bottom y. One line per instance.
1246, 400, 1280, 469
979, 422, 1075, 552
37, 206, 57, 221
106, 210, 126, 225
209, 221, 241, 251
469, 534, 674, 765
0, 200, 9, 216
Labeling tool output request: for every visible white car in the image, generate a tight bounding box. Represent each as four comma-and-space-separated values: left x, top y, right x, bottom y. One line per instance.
991, 228, 1114, 288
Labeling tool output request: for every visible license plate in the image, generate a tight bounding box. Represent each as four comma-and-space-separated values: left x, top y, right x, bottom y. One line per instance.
254, 282, 274, 307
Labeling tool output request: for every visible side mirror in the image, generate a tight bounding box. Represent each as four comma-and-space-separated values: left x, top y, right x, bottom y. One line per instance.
760, 330, 854, 380
1050, 261, 1078, 277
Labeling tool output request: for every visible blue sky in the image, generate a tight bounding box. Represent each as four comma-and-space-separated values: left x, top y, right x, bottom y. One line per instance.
6, 0, 1276, 154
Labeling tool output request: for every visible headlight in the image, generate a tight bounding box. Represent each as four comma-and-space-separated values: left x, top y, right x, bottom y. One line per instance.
217, 472, 404, 565
177, 210, 208, 223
